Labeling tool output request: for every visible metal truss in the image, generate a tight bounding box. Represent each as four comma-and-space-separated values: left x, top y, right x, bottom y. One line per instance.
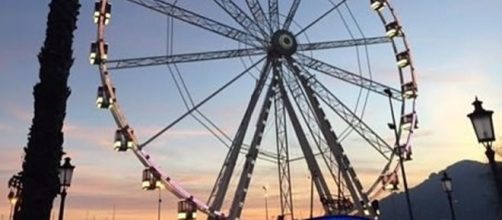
286, 59, 373, 216
295, 53, 403, 101
281, 65, 350, 213
246, 0, 272, 33
213, 0, 268, 41
273, 61, 294, 218
283, 0, 301, 30
139, 57, 267, 148
206, 60, 272, 216
106, 37, 389, 70
228, 71, 278, 219
126, 0, 263, 47
268, 0, 279, 31
296, 0, 347, 36
293, 64, 394, 159
277, 69, 337, 214
107, 48, 265, 70
297, 36, 391, 52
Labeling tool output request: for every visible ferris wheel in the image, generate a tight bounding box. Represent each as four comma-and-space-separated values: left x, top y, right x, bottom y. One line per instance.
91, 0, 417, 219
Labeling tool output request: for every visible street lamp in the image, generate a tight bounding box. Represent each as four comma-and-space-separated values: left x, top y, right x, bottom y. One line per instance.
7, 190, 18, 220
384, 88, 415, 220
440, 172, 456, 220
262, 185, 269, 220
467, 97, 501, 201
7, 190, 17, 205
58, 157, 75, 220
307, 174, 314, 219
7, 173, 22, 220
467, 97, 495, 144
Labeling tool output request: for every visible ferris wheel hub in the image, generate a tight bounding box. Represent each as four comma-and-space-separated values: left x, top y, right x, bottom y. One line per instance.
270, 30, 298, 56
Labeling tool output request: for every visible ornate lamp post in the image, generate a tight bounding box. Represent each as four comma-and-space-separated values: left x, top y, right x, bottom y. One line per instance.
467, 97, 501, 201
307, 174, 314, 219
7, 190, 18, 220
440, 172, 456, 220
7, 173, 22, 220
467, 98, 496, 161
384, 88, 415, 220
58, 157, 75, 220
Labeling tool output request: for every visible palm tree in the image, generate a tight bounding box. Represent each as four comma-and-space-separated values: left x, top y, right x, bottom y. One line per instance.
14, 0, 80, 219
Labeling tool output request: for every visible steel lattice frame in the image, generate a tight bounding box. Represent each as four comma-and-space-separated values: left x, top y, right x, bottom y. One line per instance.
92, 0, 417, 219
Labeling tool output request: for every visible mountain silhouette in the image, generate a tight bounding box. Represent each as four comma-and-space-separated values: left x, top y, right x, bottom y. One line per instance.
379, 160, 502, 220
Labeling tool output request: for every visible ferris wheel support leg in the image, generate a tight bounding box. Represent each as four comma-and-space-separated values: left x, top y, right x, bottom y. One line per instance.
281, 63, 348, 213
286, 61, 397, 201
276, 69, 336, 215
297, 72, 393, 158
285, 58, 375, 217
228, 73, 278, 219
207, 60, 273, 218
273, 61, 295, 219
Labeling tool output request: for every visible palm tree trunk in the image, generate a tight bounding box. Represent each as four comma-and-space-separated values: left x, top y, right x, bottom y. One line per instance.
14, 0, 80, 219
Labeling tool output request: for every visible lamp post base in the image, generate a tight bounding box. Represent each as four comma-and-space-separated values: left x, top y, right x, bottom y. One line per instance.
446, 193, 456, 220
485, 146, 502, 208
58, 189, 67, 220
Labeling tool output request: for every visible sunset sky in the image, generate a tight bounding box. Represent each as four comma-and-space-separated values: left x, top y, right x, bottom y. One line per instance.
1, 0, 502, 219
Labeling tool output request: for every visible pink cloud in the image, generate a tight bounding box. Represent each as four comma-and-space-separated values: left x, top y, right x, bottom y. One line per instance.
0, 101, 32, 123
63, 122, 113, 149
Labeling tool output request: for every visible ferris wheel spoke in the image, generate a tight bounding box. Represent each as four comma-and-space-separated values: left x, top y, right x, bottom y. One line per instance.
126, 0, 264, 47
162, 53, 278, 163
245, 0, 272, 33
192, 111, 278, 162
139, 56, 267, 148
106, 48, 265, 70
297, 36, 391, 52
268, 0, 280, 30
283, 0, 301, 30
295, 53, 403, 101
213, 0, 269, 40
295, 0, 346, 36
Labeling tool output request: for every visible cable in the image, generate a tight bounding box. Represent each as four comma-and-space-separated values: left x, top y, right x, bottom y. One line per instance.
165, 1, 232, 149
345, 1, 374, 118
163, 2, 279, 161
333, 1, 365, 141
139, 56, 266, 148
